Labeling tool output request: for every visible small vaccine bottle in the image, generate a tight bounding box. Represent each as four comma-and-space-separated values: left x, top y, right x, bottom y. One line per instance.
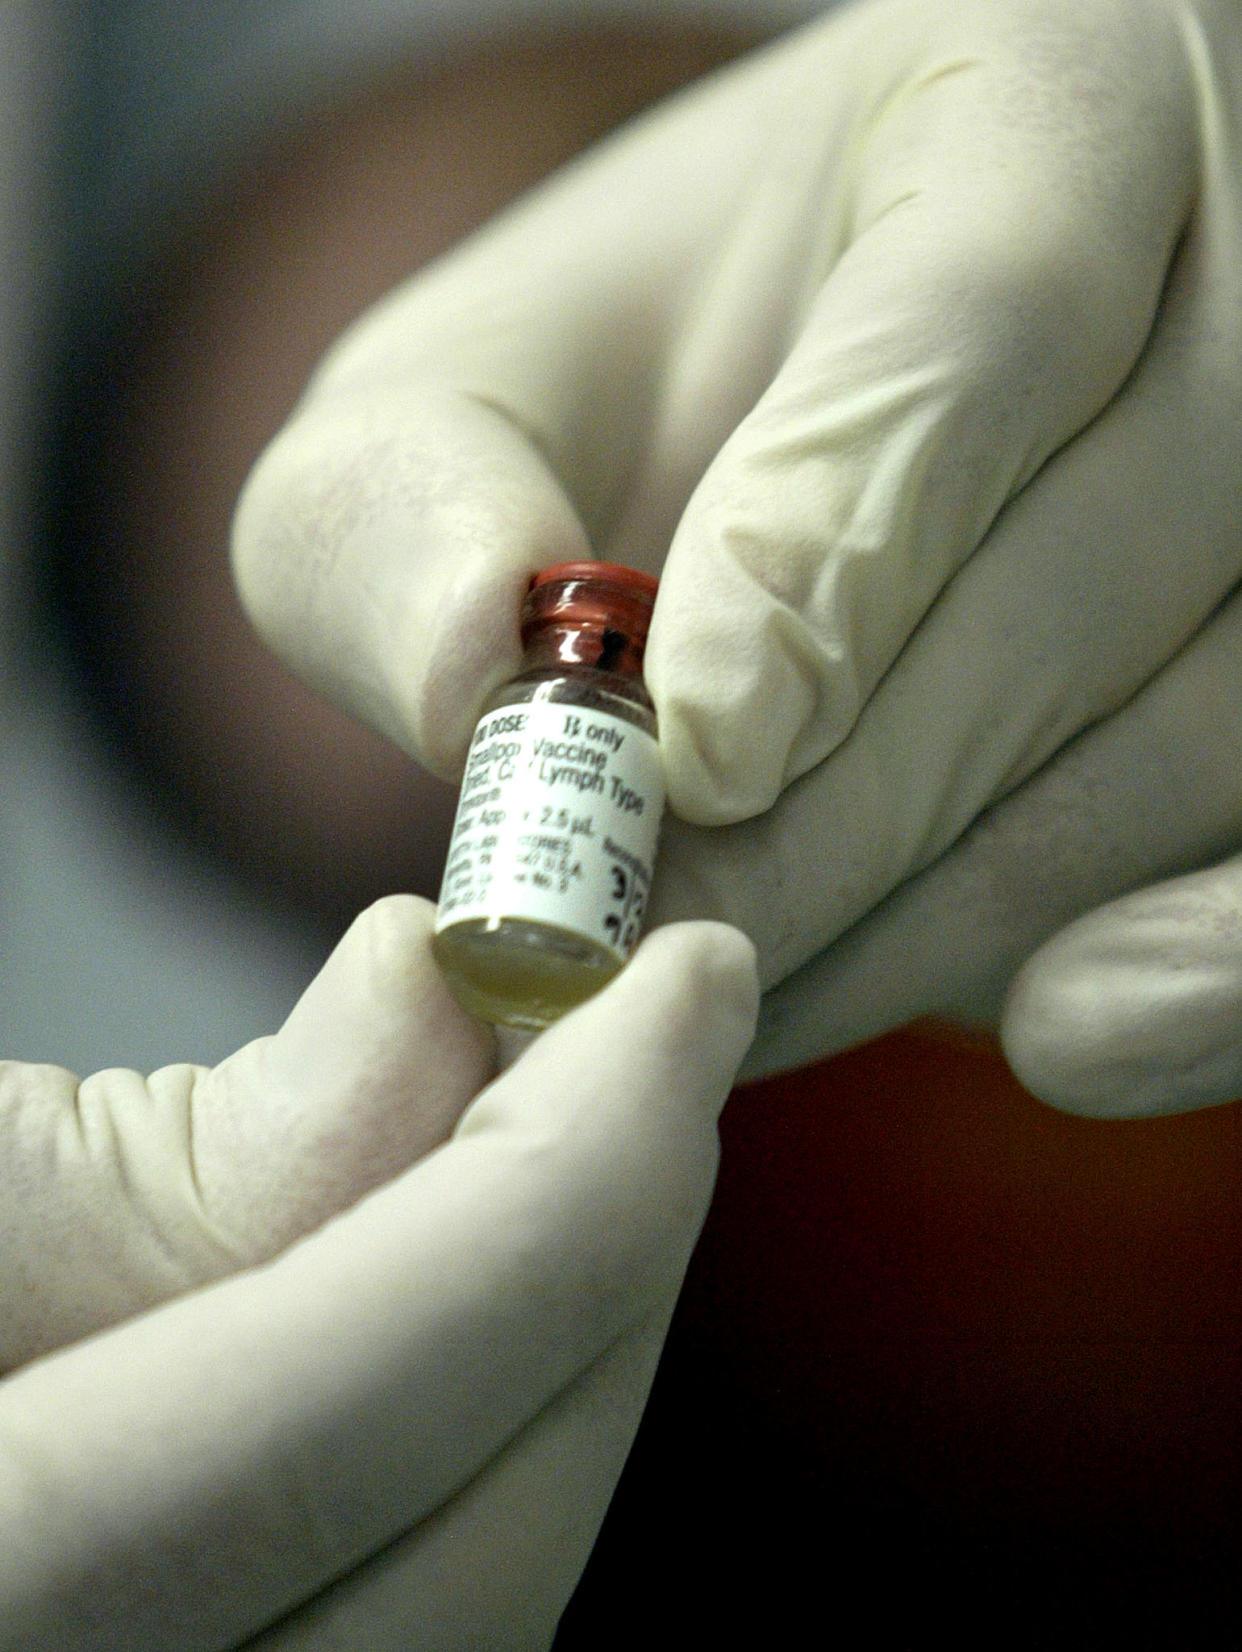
433, 561, 663, 1029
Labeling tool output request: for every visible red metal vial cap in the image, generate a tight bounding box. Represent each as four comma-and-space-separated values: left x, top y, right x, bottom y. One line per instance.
528, 561, 659, 601
524, 561, 658, 638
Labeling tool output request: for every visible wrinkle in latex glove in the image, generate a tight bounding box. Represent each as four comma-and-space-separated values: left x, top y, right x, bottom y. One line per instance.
0, 898, 493, 1371
743, 575, 1242, 1086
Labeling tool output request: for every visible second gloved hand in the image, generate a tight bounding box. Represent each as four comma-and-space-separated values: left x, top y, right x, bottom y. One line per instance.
0, 902, 757, 1649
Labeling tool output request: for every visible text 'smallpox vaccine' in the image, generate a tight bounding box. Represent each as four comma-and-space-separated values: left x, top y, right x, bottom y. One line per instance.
434, 563, 664, 1029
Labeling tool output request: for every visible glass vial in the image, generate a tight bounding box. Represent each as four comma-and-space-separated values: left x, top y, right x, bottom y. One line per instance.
433, 561, 663, 1029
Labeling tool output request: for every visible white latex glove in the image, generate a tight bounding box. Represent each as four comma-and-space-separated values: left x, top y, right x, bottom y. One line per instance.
233, 0, 1242, 1112
744, 583, 1242, 1111
1003, 857, 1242, 1119
0, 899, 757, 1650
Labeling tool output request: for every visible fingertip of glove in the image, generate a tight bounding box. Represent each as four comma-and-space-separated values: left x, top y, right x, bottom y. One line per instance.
624, 921, 761, 1064
234, 391, 594, 777
1001, 943, 1242, 1121
647, 598, 844, 828
338, 891, 438, 975
1000, 961, 1122, 1117
342, 893, 484, 1021
638, 919, 760, 998
1001, 928, 1169, 1116
485, 921, 759, 1137
284, 893, 495, 1081
651, 675, 788, 826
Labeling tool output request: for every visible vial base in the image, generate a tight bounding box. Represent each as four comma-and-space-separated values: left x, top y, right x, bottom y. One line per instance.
432, 917, 624, 1030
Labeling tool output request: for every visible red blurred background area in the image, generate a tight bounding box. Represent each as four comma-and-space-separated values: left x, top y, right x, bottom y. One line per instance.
560, 1028, 1242, 1646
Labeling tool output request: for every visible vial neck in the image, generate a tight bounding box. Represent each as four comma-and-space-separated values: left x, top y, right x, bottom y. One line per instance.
521, 624, 648, 682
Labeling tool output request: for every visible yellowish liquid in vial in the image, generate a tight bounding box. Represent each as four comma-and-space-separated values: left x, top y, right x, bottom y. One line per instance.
432, 917, 624, 1030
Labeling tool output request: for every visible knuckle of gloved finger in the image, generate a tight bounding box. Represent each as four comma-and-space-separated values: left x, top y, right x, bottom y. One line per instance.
0, 1058, 73, 1120
467, 1093, 713, 1323
590, 1127, 725, 1303
0, 1066, 82, 1219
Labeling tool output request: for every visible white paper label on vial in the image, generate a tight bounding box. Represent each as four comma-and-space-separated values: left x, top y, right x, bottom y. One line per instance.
435, 700, 664, 961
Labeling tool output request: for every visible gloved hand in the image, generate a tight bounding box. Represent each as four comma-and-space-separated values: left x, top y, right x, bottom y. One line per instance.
0, 899, 757, 1650
743, 583, 1242, 1115
232, 0, 1242, 1114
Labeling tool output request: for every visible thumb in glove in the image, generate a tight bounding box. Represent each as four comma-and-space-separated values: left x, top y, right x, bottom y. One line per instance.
0, 896, 494, 1370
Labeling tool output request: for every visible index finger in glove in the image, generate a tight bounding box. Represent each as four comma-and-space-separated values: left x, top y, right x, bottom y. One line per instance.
650, 91, 1242, 989
0, 922, 757, 1652
649, 0, 1197, 821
